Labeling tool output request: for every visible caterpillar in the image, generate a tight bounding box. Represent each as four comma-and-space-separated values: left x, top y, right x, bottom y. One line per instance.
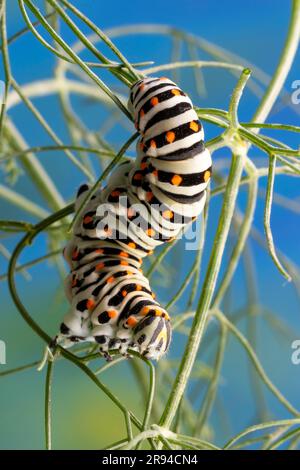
56, 76, 212, 361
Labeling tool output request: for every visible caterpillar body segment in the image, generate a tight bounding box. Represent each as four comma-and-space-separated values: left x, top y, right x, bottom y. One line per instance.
57, 76, 211, 361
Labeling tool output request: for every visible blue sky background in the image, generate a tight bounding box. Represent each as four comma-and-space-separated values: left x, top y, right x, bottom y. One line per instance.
0, 0, 299, 449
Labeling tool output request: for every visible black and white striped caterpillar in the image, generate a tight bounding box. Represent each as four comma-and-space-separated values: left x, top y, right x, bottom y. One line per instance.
56, 76, 212, 361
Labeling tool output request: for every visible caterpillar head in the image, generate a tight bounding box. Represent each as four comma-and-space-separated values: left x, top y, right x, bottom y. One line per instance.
133, 314, 172, 361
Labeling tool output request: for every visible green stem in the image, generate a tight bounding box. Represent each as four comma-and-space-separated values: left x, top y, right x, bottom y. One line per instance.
214, 309, 299, 417
68, 132, 138, 233
264, 155, 291, 281
0, 184, 49, 219
0, 0, 11, 140
212, 159, 258, 307
223, 418, 300, 450
269, 426, 300, 449
159, 152, 245, 430
159, 70, 250, 431
57, 0, 141, 82
143, 60, 243, 75
4, 120, 65, 211
45, 359, 54, 450
193, 323, 227, 435
253, 0, 300, 123
23, 0, 132, 119
10, 78, 94, 180
0, 360, 40, 377
228, 69, 251, 128
0, 249, 62, 281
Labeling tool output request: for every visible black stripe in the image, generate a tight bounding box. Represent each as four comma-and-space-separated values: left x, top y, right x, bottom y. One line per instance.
75, 277, 104, 295
91, 271, 128, 297
130, 79, 143, 102
108, 285, 151, 307
132, 180, 194, 224
144, 120, 201, 150
118, 298, 158, 323
143, 101, 192, 133
156, 166, 212, 187
134, 81, 177, 107
116, 296, 136, 323
138, 89, 185, 116
148, 318, 164, 346
74, 251, 140, 270
148, 140, 206, 161
165, 320, 172, 351
134, 313, 157, 334
157, 186, 206, 204
132, 78, 160, 103
76, 184, 89, 198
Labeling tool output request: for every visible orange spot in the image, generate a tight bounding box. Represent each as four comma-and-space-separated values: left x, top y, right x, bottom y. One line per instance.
150, 139, 157, 149
160, 77, 168, 81
108, 310, 117, 319
142, 306, 150, 315
152, 169, 158, 177
83, 215, 93, 224
110, 190, 120, 197
120, 260, 129, 266
86, 299, 95, 310
128, 242, 136, 249
204, 170, 211, 182
166, 131, 175, 143
155, 309, 162, 316
139, 142, 145, 150
151, 292, 156, 299
139, 258, 143, 264
72, 249, 79, 260
127, 316, 137, 327
96, 262, 105, 271
139, 83, 145, 90
136, 284, 142, 291
106, 276, 114, 283
171, 174, 182, 186
190, 121, 199, 132
134, 172, 143, 181
95, 248, 104, 254
140, 162, 147, 170
120, 251, 129, 258
151, 97, 159, 106
127, 208, 136, 218
146, 228, 155, 237
122, 290, 127, 297
171, 89, 180, 96
140, 109, 145, 118
163, 210, 173, 219
146, 192, 153, 202
148, 250, 154, 255
127, 270, 133, 275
